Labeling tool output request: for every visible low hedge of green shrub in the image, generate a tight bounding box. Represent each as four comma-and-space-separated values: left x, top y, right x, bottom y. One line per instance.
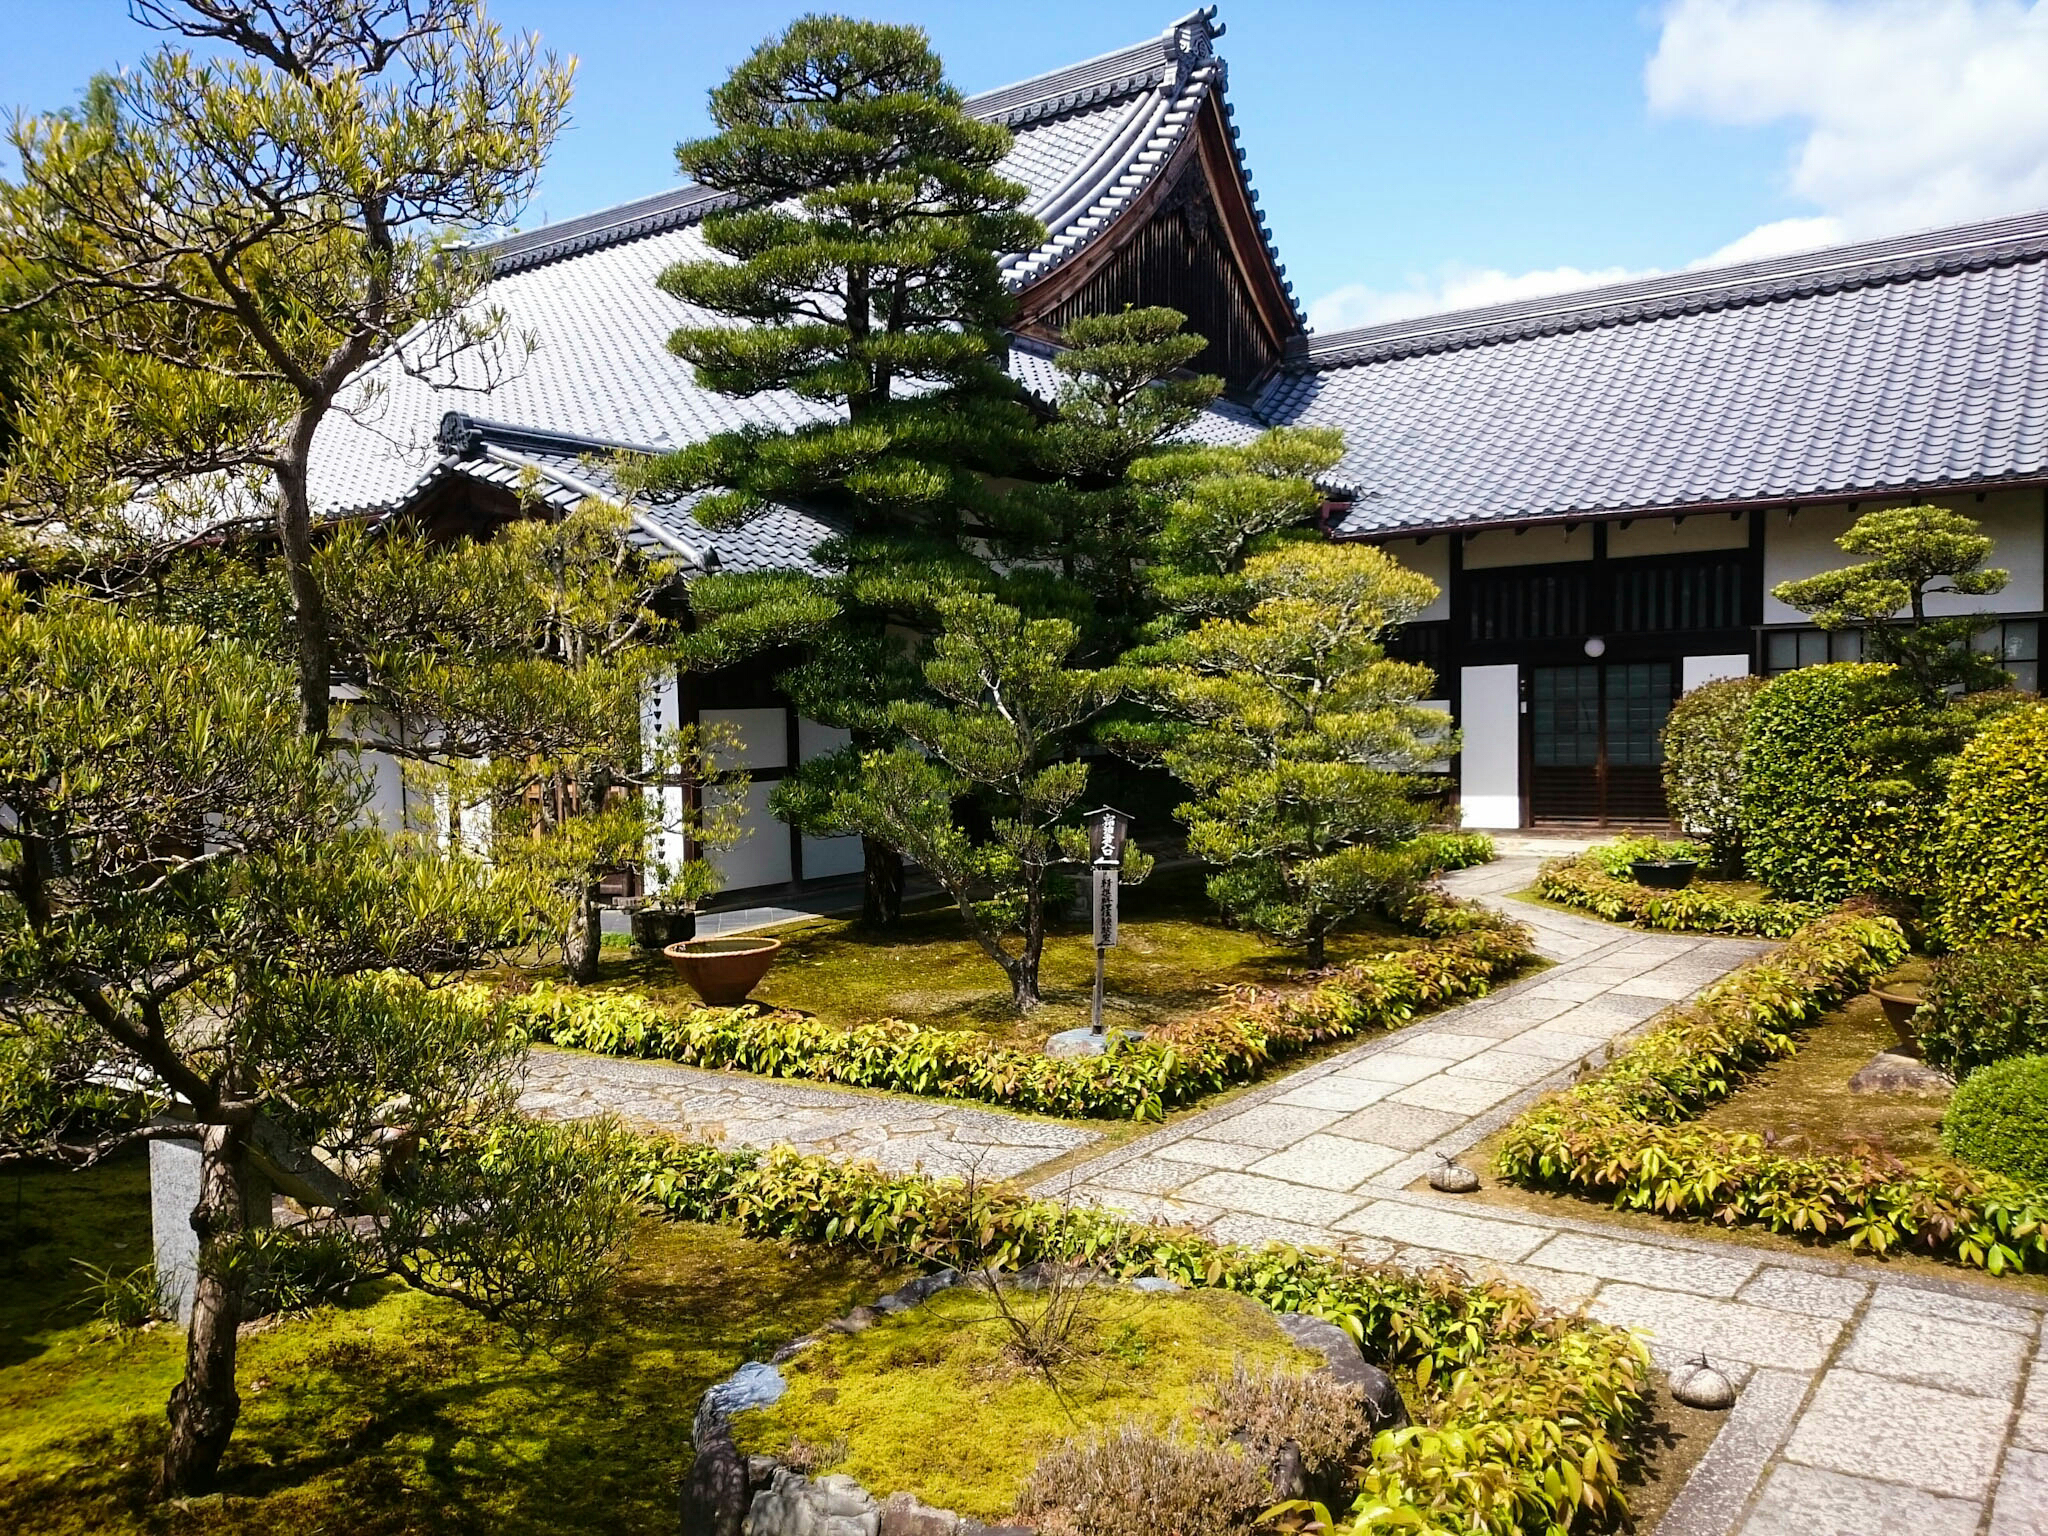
1939, 700, 2048, 949
1740, 663, 1938, 903
1917, 943, 2048, 1078
616, 1136, 1650, 1536
480, 896, 1534, 1122
1942, 1055, 2048, 1186
1534, 839, 1817, 938
1497, 907, 2048, 1275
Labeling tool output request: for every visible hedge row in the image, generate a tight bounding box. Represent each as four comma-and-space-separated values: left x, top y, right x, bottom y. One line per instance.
484, 896, 1534, 1122
618, 1135, 1650, 1536
1939, 700, 2048, 948
1496, 908, 2048, 1275
1535, 844, 1818, 939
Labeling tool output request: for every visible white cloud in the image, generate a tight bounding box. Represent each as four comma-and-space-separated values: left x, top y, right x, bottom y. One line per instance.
1647, 0, 2048, 237
1307, 264, 1650, 333
1304, 2, 2048, 336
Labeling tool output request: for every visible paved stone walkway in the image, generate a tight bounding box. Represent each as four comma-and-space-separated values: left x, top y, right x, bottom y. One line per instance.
518, 1047, 1099, 1180
1047, 856, 2048, 1536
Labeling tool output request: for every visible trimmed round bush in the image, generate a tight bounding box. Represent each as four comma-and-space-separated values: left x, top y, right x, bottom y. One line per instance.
1942, 1054, 2048, 1186
1939, 700, 2048, 948
1661, 676, 1763, 874
1740, 662, 1936, 902
1918, 942, 2048, 1078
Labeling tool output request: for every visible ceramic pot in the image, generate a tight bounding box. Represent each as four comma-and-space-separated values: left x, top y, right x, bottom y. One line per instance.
1873, 982, 1926, 1046
664, 935, 781, 1006
1629, 860, 1699, 890
630, 906, 696, 952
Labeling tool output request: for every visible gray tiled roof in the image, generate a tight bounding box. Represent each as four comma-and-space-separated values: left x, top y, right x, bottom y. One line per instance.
1263, 208, 2048, 537
431, 414, 841, 576
307, 7, 1286, 526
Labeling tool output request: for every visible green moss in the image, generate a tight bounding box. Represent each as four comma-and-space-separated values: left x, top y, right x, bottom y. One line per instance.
0, 1155, 902, 1535
730, 1284, 1319, 1521
580, 866, 1413, 1047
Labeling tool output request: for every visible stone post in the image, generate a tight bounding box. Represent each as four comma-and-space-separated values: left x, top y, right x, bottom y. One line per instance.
149, 1129, 273, 1325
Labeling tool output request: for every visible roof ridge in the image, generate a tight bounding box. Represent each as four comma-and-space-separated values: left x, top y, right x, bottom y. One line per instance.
1299, 205, 2048, 371
476, 9, 1224, 277
436, 412, 661, 460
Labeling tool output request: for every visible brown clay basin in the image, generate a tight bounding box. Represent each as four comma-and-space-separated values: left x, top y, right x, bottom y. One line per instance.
663, 935, 781, 1006
1873, 982, 1926, 1044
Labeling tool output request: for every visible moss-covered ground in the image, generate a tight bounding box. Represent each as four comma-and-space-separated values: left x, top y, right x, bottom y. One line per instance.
730, 1283, 1318, 1521
572, 865, 1413, 1047
0, 1154, 902, 1535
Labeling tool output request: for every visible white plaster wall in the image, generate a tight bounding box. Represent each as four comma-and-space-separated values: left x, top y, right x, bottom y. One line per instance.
801, 832, 866, 879
1609, 513, 1750, 559
1458, 664, 1521, 829
1378, 535, 1450, 623
1762, 490, 2044, 623
1682, 654, 1753, 691
707, 779, 792, 890
1416, 697, 1452, 773
1462, 523, 1595, 570
797, 717, 854, 762
701, 707, 790, 771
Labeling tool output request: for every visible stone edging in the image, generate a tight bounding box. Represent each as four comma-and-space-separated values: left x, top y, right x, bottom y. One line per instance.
680, 1266, 1408, 1536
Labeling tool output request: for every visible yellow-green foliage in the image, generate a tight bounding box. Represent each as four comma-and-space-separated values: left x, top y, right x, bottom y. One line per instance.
732, 1287, 1318, 1520
1939, 700, 2048, 947
623, 1139, 1652, 1536
1495, 907, 2048, 1275
0, 1158, 900, 1536
1535, 840, 1817, 938
485, 896, 1532, 1120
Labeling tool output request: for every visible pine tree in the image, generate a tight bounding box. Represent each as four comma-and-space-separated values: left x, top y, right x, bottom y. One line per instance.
785, 592, 1138, 1011
1, 0, 572, 737
643, 15, 1044, 926
1124, 530, 1449, 964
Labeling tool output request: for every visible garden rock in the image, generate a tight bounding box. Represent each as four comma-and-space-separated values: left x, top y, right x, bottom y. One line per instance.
695, 1360, 786, 1446
1669, 1355, 1737, 1410
879, 1491, 962, 1536
748, 1468, 880, 1536
1848, 1051, 1952, 1096
679, 1424, 749, 1536
1274, 1310, 1408, 1429
829, 1304, 882, 1333
1427, 1158, 1482, 1193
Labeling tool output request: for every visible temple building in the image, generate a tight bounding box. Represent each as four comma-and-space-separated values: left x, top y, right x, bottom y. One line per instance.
311, 6, 2048, 879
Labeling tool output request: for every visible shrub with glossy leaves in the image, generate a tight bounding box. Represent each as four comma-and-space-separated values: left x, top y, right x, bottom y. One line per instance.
1662, 676, 1764, 873
1740, 663, 1934, 902
1943, 1055, 2048, 1186
1917, 943, 2048, 1078
1939, 701, 2048, 949
1538, 840, 1816, 938
480, 896, 1532, 1121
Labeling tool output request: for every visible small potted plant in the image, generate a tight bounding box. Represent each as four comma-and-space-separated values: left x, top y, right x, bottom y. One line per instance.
1628, 853, 1699, 889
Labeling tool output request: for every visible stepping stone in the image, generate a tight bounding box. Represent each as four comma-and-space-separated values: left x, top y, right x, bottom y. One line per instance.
1848, 1051, 1952, 1095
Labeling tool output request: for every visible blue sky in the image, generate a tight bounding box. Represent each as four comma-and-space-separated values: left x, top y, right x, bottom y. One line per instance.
6, 2, 2047, 332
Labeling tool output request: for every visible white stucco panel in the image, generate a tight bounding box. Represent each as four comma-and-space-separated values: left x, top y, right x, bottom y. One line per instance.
1608, 512, 1750, 559
1462, 523, 1595, 570
1682, 655, 1753, 691
1762, 491, 2044, 624
1458, 664, 1521, 830
700, 707, 790, 771
1377, 534, 1451, 623
707, 779, 792, 892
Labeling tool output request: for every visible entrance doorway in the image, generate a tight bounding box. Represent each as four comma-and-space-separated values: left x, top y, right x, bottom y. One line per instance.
1528, 661, 1676, 825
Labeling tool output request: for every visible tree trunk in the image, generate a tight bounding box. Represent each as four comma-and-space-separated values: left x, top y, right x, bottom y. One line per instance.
861, 838, 903, 929
1009, 960, 1041, 1013
273, 434, 332, 744
154, 1121, 253, 1500
1305, 933, 1327, 969
564, 885, 604, 983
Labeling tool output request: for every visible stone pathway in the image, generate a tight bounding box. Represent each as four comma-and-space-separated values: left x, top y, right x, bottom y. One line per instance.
518, 1047, 1099, 1180
1046, 856, 2048, 1536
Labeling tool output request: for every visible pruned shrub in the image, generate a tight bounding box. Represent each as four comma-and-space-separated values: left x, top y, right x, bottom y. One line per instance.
1917, 943, 2048, 1078
1018, 1425, 1273, 1536
1662, 676, 1764, 873
1206, 1362, 1378, 1488
1740, 663, 1936, 902
1939, 701, 2048, 948
1942, 1055, 2048, 1186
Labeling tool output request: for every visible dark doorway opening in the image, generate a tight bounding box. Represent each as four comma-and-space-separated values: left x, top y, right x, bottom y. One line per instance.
1528, 661, 1676, 825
